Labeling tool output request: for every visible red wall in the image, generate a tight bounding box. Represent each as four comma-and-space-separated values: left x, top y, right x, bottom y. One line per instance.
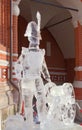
65, 59, 75, 83
41, 29, 65, 68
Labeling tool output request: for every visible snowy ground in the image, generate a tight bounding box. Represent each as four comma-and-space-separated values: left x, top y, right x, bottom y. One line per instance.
33, 123, 82, 130
33, 124, 40, 130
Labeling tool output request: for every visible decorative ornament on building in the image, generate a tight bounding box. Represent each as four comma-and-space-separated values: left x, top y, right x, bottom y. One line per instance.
73, 80, 82, 88
72, 19, 78, 28
78, 11, 82, 25
72, 4, 82, 28
72, 12, 78, 28
74, 66, 82, 71
12, 0, 21, 16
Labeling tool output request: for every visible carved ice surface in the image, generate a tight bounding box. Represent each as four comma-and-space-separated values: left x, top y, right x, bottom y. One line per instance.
44, 82, 76, 129
4, 114, 28, 130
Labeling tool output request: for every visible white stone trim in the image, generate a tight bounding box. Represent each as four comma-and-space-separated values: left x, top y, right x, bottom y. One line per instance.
0, 68, 1, 78
0, 50, 18, 57
12, 0, 21, 16
13, 53, 18, 57
72, 20, 78, 28
74, 66, 82, 71
50, 72, 67, 75
79, 19, 82, 25
72, 6, 82, 28
78, 4, 82, 25
73, 80, 82, 88
48, 67, 66, 70
0, 60, 9, 66
0, 50, 9, 55
72, 19, 82, 28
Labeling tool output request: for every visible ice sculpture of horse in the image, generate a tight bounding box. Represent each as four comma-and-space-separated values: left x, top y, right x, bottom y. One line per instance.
44, 82, 76, 129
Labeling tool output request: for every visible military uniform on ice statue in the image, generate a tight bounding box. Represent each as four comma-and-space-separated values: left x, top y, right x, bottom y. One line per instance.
15, 11, 51, 130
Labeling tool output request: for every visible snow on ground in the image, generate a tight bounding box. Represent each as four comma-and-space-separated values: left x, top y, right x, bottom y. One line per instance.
34, 123, 82, 130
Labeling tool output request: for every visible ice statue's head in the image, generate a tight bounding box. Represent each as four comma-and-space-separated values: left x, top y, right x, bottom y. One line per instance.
24, 11, 42, 48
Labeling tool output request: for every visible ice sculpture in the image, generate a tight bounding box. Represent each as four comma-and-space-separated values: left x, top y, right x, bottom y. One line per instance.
44, 82, 76, 129
4, 11, 82, 130
4, 114, 27, 130
14, 11, 51, 130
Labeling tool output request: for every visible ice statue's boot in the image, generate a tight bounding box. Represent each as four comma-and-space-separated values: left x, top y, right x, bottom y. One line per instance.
39, 110, 48, 130
24, 102, 34, 130
37, 98, 47, 129
35, 79, 47, 129
24, 107, 34, 130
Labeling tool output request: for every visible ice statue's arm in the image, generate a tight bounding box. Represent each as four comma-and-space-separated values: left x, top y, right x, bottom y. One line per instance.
15, 47, 29, 79
14, 47, 27, 81
14, 54, 23, 80
42, 58, 51, 82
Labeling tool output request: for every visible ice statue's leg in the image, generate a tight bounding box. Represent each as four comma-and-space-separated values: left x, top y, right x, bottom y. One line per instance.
22, 88, 34, 130
35, 78, 47, 127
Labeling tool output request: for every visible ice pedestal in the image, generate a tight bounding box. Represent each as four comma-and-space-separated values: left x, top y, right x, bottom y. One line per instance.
39, 82, 82, 130
40, 122, 82, 130
33, 123, 82, 130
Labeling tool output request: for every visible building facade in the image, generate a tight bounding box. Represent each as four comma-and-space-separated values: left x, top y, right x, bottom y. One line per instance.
0, 0, 82, 129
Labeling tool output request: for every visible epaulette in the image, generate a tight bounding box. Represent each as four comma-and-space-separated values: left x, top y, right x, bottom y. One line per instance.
40, 49, 45, 55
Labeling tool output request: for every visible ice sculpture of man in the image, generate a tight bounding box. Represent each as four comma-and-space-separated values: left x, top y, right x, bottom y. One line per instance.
15, 11, 51, 130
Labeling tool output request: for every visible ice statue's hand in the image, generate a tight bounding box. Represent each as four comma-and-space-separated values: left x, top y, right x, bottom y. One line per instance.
44, 81, 56, 97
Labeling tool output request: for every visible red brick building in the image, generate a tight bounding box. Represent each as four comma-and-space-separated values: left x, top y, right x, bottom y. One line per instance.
0, 0, 82, 128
